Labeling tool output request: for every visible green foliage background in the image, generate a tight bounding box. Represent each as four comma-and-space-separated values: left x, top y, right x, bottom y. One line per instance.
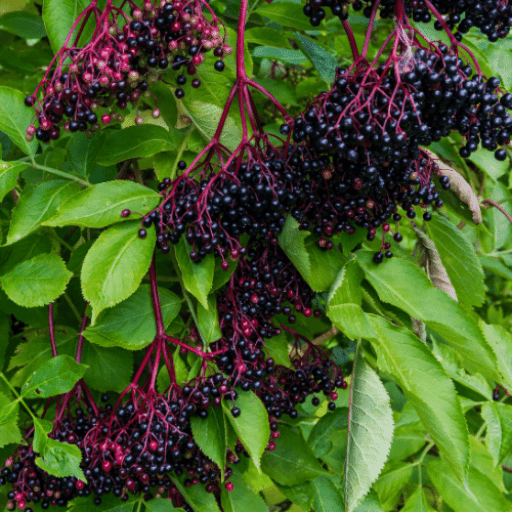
0, 0, 512, 511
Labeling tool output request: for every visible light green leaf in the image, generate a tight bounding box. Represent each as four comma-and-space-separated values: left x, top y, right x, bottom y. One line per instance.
81, 221, 156, 323
223, 391, 270, 471
44, 181, 160, 228
221, 466, 268, 512
401, 487, 435, 512
43, 0, 93, 54
0, 253, 72, 307
0, 162, 26, 202
261, 424, 328, 486
36, 437, 85, 482
425, 215, 485, 307
264, 331, 292, 368
197, 295, 222, 345
145, 499, 180, 512
173, 476, 221, 512
0, 392, 21, 448
278, 217, 311, 284
357, 251, 499, 382
22, 354, 87, 398
387, 426, 426, 461
175, 238, 214, 310
344, 347, 394, 512
191, 406, 226, 475
427, 459, 512, 512
481, 402, 512, 465
0, 87, 38, 155
33, 417, 53, 454
312, 477, 344, 512
374, 461, 414, 511
96, 125, 179, 166
7, 180, 80, 244
83, 285, 180, 350
368, 315, 469, 481
479, 321, 512, 392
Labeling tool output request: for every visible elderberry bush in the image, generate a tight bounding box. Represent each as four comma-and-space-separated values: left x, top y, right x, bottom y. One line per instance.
2, 0, 512, 512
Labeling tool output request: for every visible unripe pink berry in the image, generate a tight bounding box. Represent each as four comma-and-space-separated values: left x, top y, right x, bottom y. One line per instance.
225, 482, 234, 492
135, 115, 144, 126
152, 109, 160, 119
27, 125, 36, 135
102, 114, 112, 125
133, 9, 143, 19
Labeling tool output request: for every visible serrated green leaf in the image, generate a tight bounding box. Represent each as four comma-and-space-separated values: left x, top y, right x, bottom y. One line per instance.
481, 402, 512, 466
256, 1, 313, 31
0, 392, 21, 448
197, 295, 222, 345
312, 476, 344, 512
145, 498, 180, 512
357, 251, 499, 382
0, 161, 26, 202
427, 459, 512, 512
81, 221, 155, 323
308, 408, 348, 458
279, 216, 311, 279
274, 481, 315, 511
344, 347, 394, 512
261, 424, 328, 486
33, 417, 53, 454
479, 321, 512, 393
374, 461, 414, 511
401, 487, 435, 512
36, 437, 85, 481
223, 391, 270, 471
0, 87, 38, 155
67, 132, 106, 178
22, 354, 87, 398
175, 238, 214, 310
44, 181, 160, 229
191, 406, 226, 475
7, 180, 80, 245
295, 33, 337, 84
173, 475, 221, 512
0, 253, 72, 307
81, 344, 133, 393
368, 315, 469, 481
83, 285, 180, 350
264, 331, 292, 368
425, 215, 485, 307
220, 466, 269, 512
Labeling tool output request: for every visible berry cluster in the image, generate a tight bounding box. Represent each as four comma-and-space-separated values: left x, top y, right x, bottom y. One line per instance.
303, 0, 349, 25
25, 0, 230, 143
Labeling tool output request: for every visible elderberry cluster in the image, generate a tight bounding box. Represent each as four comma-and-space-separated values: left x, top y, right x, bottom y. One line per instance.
303, 0, 349, 25
25, 0, 230, 143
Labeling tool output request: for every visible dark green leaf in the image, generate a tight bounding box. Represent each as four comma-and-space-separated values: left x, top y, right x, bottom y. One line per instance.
145, 498, 180, 512
191, 406, 226, 475
0, 11, 46, 39
197, 295, 222, 345
220, 466, 268, 512
172, 476, 221, 512
0, 162, 26, 202
312, 476, 344, 512
67, 132, 106, 178
308, 408, 348, 458
295, 33, 337, 83
256, 2, 314, 31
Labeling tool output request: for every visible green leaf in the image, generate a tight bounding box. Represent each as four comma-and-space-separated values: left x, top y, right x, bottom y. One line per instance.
425, 215, 485, 307
197, 295, 222, 344
67, 132, 106, 177
481, 402, 512, 466
357, 251, 499, 382
374, 461, 414, 511
223, 391, 270, 471
221, 466, 268, 512
0, 392, 21, 448
256, 1, 314, 31
191, 406, 226, 474
36, 437, 85, 481
311, 477, 344, 512
387, 427, 426, 461
0, 87, 38, 155
479, 322, 512, 393
69, 493, 139, 512
278, 216, 310, 283
211, 256, 238, 292
344, 347, 394, 512
0, 162, 26, 202
0, 11, 46, 39
7, 180, 80, 245
0, 253, 72, 307
175, 238, 214, 310
96, 125, 178, 166
327, 257, 376, 339
173, 476, 221, 512
145, 498, 180, 512
81, 221, 155, 323
44, 181, 160, 229
264, 331, 292, 368
22, 354, 87, 398
81, 344, 133, 393
295, 33, 337, 84
245, 27, 291, 48
308, 408, 348, 458
274, 481, 315, 510
83, 284, 180, 350
33, 417, 53, 454
368, 315, 470, 481
42, 0, 93, 54
353, 490, 384, 512
252, 46, 308, 65
401, 487, 435, 512
427, 459, 512, 512
261, 424, 328, 486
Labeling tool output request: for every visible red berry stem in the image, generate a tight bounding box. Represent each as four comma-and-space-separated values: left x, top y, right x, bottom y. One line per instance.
48, 303, 58, 358
75, 303, 90, 363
